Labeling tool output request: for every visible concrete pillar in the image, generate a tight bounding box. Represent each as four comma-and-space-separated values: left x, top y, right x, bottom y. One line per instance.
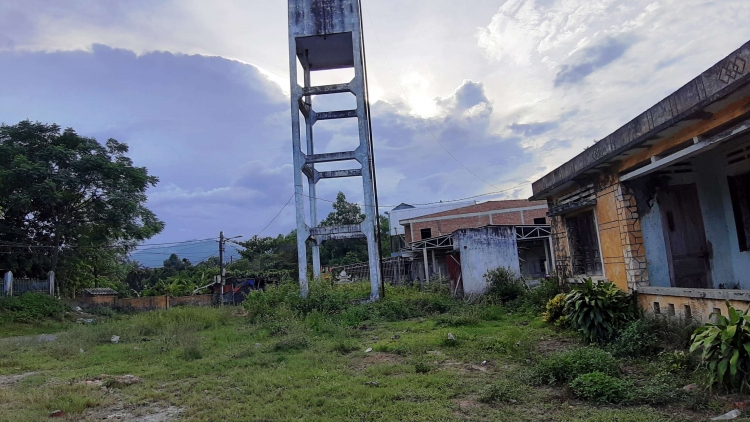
4, 271, 12, 296
423, 247, 430, 282
48, 271, 55, 297
287, 0, 381, 299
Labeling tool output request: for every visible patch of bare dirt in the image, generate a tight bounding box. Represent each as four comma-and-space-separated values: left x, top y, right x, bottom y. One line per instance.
84, 403, 183, 421
0, 371, 37, 387
352, 352, 405, 370
537, 337, 576, 354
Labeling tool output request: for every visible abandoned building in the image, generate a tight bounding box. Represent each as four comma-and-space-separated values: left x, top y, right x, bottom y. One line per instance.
394, 200, 552, 295
530, 40, 750, 322
387, 201, 475, 255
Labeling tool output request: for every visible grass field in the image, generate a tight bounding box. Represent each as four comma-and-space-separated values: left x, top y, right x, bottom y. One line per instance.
0, 282, 747, 421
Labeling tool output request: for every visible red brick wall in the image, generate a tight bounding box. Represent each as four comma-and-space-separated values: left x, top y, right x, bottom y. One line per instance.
403, 206, 549, 242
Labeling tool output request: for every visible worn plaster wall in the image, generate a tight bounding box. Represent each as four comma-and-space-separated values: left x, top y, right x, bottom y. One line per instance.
549, 208, 573, 277
693, 151, 736, 287
639, 287, 750, 322
639, 197, 671, 288
453, 226, 520, 295
595, 180, 628, 290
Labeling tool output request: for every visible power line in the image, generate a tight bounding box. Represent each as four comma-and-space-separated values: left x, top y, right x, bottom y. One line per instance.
362, 7, 500, 191
301, 180, 531, 209
256, 193, 295, 237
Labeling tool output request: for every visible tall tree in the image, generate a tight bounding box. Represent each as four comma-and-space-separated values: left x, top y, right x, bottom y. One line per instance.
0, 120, 164, 289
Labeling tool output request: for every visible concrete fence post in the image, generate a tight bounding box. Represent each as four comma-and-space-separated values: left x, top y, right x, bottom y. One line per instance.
4, 271, 12, 296
48, 271, 55, 297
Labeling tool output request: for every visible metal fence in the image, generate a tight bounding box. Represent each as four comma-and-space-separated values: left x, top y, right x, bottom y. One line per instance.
328, 257, 412, 285
2, 271, 55, 297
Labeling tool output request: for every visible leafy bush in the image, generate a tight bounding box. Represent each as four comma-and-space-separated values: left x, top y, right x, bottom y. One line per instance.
570, 372, 629, 403
690, 302, 750, 392
534, 347, 620, 385
0, 293, 67, 323
414, 361, 433, 374
608, 318, 661, 358
521, 278, 563, 312
273, 336, 309, 352
564, 279, 636, 344
542, 293, 567, 325
485, 267, 525, 303
478, 379, 525, 403
331, 338, 360, 354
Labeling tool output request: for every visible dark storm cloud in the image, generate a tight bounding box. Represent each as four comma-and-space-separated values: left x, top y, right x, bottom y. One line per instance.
0, 47, 535, 243
554, 37, 632, 87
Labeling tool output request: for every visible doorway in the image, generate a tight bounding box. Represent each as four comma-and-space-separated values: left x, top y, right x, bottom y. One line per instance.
659, 183, 711, 288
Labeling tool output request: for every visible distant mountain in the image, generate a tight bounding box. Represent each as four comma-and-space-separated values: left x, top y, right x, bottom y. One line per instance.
129, 240, 243, 268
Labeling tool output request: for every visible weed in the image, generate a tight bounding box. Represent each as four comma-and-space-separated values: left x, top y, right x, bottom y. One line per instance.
485, 267, 525, 304
478, 379, 526, 404
331, 338, 360, 354
414, 361, 433, 374
434, 314, 480, 327
0, 293, 67, 323
570, 372, 630, 403
273, 336, 309, 352
608, 318, 662, 358
534, 347, 619, 385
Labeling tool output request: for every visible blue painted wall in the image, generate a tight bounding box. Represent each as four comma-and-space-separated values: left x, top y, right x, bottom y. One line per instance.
641, 199, 671, 287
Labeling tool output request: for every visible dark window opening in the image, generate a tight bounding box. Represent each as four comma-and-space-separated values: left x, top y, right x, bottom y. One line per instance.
420, 228, 432, 240
566, 210, 603, 276
533, 217, 547, 225
728, 172, 750, 252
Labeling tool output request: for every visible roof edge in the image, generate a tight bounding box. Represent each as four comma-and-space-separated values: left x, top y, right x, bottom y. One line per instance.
531, 40, 750, 199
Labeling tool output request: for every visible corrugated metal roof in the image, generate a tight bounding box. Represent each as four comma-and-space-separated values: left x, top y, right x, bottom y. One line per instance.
388, 201, 475, 235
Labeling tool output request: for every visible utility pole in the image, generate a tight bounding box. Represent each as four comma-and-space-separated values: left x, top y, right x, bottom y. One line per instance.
218, 232, 242, 306
219, 231, 225, 305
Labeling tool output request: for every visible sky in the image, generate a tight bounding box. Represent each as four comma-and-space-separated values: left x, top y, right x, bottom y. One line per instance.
1, 0, 750, 264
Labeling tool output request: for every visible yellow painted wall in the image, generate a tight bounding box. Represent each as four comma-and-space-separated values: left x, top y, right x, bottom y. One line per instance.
638, 293, 750, 323
596, 191, 628, 290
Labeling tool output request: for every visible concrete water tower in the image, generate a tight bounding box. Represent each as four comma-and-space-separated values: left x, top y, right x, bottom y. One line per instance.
286, 0, 381, 299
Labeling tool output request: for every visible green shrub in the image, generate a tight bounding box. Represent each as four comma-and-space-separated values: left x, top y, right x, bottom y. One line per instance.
542, 293, 567, 325
522, 278, 563, 312
485, 267, 525, 304
478, 379, 525, 403
608, 318, 661, 358
564, 279, 636, 344
273, 336, 309, 352
659, 350, 695, 373
331, 338, 360, 354
629, 382, 684, 405
414, 361, 433, 374
690, 302, 750, 392
534, 347, 619, 385
0, 293, 67, 323
569, 372, 629, 403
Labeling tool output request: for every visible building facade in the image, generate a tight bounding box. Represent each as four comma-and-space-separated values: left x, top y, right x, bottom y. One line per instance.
531, 40, 750, 321
401, 200, 548, 244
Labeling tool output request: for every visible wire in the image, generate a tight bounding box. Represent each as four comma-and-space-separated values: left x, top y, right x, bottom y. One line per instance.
257, 193, 295, 237
301, 180, 531, 209
0, 237, 220, 250
362, 7, 500, 191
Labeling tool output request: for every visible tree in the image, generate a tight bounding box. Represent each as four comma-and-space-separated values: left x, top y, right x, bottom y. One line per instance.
237, 231, 298, 274
319, 192, 365, 226
0, 120, 164, 291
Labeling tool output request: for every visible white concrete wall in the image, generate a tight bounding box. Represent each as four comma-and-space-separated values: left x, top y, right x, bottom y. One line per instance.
453, 226, 520, 295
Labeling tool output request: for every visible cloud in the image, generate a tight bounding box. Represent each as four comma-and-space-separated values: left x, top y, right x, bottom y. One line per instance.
554, 37, 632, 86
